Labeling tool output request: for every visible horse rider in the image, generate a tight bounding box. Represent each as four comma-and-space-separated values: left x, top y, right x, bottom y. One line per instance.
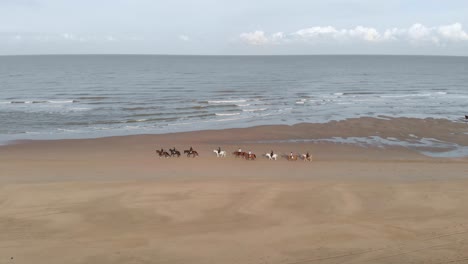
189, 146, 193, 154
238, 148, 242, 153
289, 152, 294, 159
217, 146, 221, 154
270, 150, 274, 157
248, 150, 252, 157
306, 152, 310, 160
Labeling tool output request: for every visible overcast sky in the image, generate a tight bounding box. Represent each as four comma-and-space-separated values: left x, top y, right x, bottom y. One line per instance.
1, 0, 468, 55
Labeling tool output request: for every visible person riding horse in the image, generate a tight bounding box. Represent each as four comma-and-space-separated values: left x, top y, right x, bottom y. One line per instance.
270, 150, 274, 157
217, 147, 221, 155
189, 146, 193, 154
306, 152, 310, 159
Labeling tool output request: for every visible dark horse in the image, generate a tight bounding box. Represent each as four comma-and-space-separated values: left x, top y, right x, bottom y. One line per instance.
232, 151, 246, 158
156, 149, 170, 158
184, 149, 199, 158
169, 148, 181, 157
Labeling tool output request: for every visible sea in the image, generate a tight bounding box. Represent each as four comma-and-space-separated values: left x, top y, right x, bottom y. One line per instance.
1, 55, 468, 151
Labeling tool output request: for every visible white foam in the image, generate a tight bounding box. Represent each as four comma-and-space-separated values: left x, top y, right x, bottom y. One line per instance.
50, 100, 75, 104
217, 116, 249, 122
209, 99, 247, 104
243, 108, 267, 112
215, 112, 241, 116
70, 107, 91, 111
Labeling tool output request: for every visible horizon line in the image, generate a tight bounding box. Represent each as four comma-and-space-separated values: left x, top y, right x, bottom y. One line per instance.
1, 53, 468, 58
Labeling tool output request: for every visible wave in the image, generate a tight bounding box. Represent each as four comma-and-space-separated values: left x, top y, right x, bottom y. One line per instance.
208, 99, 247, 104
215, 112, 241, 116
122, 106, 162, 111
77, 96, 111, 100
5, 100, 77, 104
242, 108, 267, 112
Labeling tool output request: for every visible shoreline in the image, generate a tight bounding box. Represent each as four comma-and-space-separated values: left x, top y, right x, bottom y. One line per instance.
2, 117, 468, 159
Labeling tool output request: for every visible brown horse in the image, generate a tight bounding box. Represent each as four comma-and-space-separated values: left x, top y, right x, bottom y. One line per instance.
286, 154, 298, 161
232, 151, 246, 158
245, 153, 256, 160
156, 149, 170, 158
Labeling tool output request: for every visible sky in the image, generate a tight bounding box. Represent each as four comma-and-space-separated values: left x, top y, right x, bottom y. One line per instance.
1, 0, 468, 55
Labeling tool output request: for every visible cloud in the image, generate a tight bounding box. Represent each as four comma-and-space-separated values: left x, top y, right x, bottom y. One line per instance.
437, 23, 468, 41
347, 26, 381, 42
239, 31, 269, 45
178, 35, 190, 42
240, 23, 468, 46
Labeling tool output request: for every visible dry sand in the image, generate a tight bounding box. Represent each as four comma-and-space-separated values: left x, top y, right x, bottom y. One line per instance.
1, 117, 468, 264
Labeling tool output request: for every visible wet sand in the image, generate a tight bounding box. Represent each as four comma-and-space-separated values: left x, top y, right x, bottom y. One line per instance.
1, 117, 468, 264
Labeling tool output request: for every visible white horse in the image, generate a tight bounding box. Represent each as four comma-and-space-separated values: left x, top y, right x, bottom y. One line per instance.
301, 154, 312, 162
213, 149, 227, 158
265, 153, 278, 160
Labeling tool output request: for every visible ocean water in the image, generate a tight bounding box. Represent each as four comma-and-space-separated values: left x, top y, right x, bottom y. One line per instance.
1, 55, 467, 144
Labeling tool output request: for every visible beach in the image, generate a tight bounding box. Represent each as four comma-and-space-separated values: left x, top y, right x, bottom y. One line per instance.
1, 117, 468, 263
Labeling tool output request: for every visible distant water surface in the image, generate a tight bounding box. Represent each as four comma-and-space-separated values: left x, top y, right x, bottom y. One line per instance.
1, 55, 467, 143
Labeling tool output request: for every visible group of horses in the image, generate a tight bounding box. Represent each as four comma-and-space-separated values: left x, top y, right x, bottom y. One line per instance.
156, 147, 198, 158
156, 147, 312, 162
230, 150, 312, 161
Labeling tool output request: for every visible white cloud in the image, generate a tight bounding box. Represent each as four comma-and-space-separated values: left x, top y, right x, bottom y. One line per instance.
294, 26, 340, 40
240, 23, 468, 46
271, 32, 285, 42
239, 30, 269, 45
178, 35, 190, 42
62, 33, 75, 40
347, 26, 381, 42
437, 23, 468, 41
106, 35, 116, 42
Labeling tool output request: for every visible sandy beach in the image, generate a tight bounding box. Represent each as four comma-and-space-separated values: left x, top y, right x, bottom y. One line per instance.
1, 117, 468, 264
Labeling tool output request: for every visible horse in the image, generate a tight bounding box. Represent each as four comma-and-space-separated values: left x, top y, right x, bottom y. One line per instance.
232, 151, 246, 158
265, 153, 278, 160
156, 149, 170, 158
169, 148, 181, 158
286, 154, 298, 161
245, 153, 256, 160
184, 150, 199, 158
213, 150, 227, 158
300, 154, 312, 162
